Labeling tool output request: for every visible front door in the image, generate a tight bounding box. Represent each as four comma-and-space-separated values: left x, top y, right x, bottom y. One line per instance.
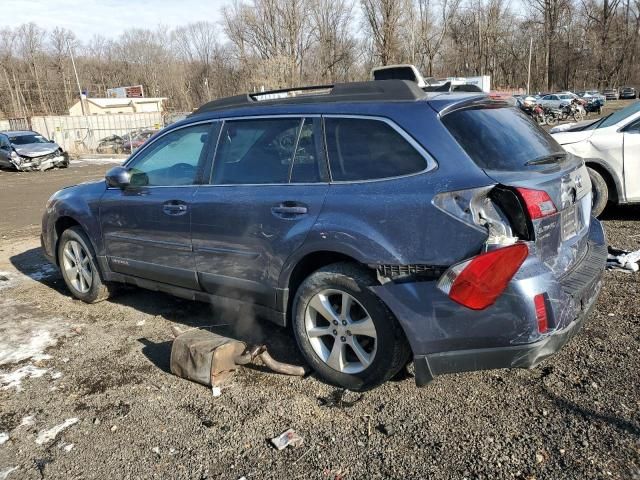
191, 117, 329, 308
623, 118, 640, 201
0, 134, 12, 168
100, 122, 216, 289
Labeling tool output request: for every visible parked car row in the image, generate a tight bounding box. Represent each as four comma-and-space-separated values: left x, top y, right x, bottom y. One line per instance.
96, 129, 157, 154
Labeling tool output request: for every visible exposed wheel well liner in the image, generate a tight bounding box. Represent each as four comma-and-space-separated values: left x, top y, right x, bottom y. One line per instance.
54, 216, 81, 264
585, 162, 618, 203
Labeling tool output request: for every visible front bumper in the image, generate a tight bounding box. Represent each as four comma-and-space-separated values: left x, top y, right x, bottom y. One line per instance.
371, 218, 607, 386
13, 152, 69, 171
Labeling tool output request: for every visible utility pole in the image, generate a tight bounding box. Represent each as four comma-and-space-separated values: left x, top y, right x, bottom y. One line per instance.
68, 39, 85, 116
527, 36, 533, 95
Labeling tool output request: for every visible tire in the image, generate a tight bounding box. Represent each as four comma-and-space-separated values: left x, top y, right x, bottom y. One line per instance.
587, 167, 609, 217
291, 262, 411, 391
546, 115, 558, 126
573, 111, 584, 122
58, 226, 113, 303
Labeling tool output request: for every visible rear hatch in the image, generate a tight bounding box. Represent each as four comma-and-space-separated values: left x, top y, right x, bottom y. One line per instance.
439, 99, 592, 277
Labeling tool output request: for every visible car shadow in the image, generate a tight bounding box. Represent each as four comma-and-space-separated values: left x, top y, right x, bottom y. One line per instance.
600, 203, 640, 221
10, 246, 306, 377
542, 386, 640, 437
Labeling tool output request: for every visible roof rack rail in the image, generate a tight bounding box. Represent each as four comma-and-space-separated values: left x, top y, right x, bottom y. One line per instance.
191, 80, 426, 115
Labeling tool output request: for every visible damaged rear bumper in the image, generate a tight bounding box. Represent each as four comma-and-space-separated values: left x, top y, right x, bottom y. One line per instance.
413, 289, 595, 386
371, 218, 607, 387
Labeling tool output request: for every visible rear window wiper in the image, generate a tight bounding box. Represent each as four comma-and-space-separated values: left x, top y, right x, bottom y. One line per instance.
525, 152, 567, 166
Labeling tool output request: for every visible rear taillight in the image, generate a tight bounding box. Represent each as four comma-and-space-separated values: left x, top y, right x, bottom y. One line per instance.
534, 294, 549, 333
516, 188, 557, 219
437, 243, 529, 310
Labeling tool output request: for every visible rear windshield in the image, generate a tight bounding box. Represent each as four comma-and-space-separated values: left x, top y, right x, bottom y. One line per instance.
442, 106, 564, 171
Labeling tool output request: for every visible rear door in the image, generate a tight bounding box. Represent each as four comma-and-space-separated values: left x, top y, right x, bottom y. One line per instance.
100, 121, 216, 289
623, 116, 640, 201
191, 116, 329, 308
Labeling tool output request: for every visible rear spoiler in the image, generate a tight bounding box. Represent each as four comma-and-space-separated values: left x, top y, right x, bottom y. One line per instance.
436, 96, 515, 117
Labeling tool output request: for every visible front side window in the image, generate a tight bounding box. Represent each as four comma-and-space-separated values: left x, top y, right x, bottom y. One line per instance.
0, 135, 9, 148
324, 117, 427, 181
127, 123, 212, 186
211, 117, 321, 185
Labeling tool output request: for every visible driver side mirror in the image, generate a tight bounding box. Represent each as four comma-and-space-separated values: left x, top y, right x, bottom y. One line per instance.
105, 166, 131, 189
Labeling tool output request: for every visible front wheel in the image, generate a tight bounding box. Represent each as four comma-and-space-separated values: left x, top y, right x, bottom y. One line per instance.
573, 111, 584, 122
58, 226, 113, 303
292, 263, 410, 391
546, 115, 558, 126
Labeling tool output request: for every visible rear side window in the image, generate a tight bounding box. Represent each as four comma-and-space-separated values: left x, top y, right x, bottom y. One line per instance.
324, 117, 427, 181
442, 107, 564, 171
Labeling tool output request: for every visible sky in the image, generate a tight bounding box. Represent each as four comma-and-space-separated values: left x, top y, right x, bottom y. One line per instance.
2, 0, 233, 41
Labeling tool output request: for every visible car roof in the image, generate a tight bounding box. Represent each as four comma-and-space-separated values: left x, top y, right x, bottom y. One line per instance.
185, 80, 489, 122
1, 130, 38, 136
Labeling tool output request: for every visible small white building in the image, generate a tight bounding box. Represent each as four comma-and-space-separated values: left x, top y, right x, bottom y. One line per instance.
68, 97, 166, 116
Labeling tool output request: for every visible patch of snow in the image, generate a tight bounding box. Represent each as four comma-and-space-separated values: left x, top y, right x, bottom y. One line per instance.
0, 365, 48, 391
28, 264, 59, 281
0, 433, 8, 445
58, 442, 74, 452
35, 418, 79, 445
0, 467, 18, 480
74, 157, 124, 166
50, 371, 63, 380
0, 329, 56, 365
18, 416, 35, 428
136, 319, 146, 326
0, 271, 18, 291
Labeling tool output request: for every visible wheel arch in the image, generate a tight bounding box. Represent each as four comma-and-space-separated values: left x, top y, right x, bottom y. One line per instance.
584, 160, 622, 204
280, 249, 373, 325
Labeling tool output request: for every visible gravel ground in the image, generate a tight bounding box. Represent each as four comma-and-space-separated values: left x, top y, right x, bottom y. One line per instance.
0, 160, 638, 480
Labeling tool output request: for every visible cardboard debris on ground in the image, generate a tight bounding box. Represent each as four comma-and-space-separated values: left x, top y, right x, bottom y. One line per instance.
270, 429, 304, 450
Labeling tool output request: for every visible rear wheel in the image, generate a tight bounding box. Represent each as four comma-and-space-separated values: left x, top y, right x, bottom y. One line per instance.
546, 115, 558, 126
587, 167, 609, 217
58, 226, 113, 303
292, 263, 410, 391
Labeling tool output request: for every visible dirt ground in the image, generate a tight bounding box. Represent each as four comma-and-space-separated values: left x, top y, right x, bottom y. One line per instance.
0, 158, 639, 480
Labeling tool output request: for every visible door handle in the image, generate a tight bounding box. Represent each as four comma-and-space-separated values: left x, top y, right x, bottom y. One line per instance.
272, 206, 308, 215
162, 201, 188, 216
271, 202, 308, 218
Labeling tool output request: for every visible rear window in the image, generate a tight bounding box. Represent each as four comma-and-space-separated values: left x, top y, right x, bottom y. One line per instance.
325, 117, 427, 181
442, 107, 564, 171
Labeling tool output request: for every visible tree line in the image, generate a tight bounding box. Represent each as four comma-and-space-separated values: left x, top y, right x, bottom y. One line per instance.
1, 0, 639, 118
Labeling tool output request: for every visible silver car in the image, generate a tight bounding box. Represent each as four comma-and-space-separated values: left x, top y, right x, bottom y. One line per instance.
538, 93, 575, 110
0, 130, 69, 171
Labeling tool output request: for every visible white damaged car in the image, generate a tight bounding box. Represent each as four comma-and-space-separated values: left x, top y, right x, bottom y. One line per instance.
0, 130, 69, 172
551, 101, 640, 216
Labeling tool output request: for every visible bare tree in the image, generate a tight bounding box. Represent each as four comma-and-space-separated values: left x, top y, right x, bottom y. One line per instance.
361, 0, 407, 65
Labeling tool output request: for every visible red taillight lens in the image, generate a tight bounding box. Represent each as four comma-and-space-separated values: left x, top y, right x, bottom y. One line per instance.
534, 294, 549, 333
516, 187, 557, 219
437, 243, 529, 310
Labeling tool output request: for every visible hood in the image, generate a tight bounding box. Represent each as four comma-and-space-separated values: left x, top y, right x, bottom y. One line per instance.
13, 143, 60, 157
549, 119, 598, 134
550, 129, 594, 145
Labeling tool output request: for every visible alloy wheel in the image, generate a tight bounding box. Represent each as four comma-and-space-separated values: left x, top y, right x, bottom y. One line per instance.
304, 289, 377, 374
62, 240, 92, 294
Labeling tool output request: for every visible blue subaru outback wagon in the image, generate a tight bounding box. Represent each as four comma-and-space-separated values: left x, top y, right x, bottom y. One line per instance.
41, 81, 606, 390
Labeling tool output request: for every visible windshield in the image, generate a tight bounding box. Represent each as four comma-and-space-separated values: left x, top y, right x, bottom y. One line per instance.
9, 134, 49, 145
442, 106, 564, 171
596, 101, 640, 129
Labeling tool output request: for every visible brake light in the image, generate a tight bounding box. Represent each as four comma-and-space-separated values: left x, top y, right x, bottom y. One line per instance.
437, 243, 529, 310
534, 294, 549, 333
516, 188, 557, 219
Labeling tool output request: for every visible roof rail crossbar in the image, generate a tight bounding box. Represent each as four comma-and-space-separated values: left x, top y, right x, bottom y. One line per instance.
191, 80, 426, 115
